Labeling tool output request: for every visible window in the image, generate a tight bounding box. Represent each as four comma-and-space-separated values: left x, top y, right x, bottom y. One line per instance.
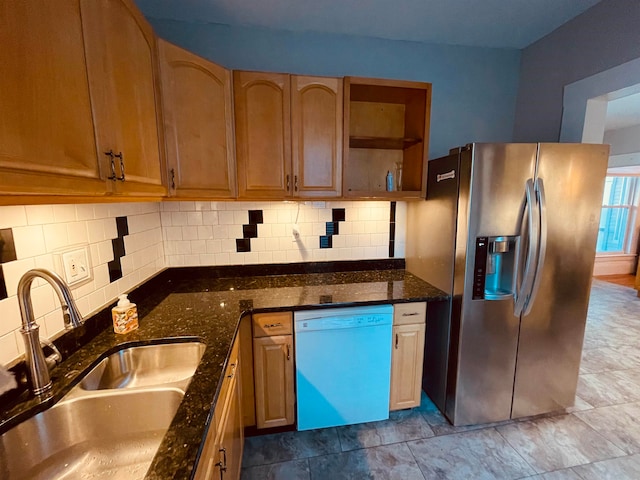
596, 176, 638, 253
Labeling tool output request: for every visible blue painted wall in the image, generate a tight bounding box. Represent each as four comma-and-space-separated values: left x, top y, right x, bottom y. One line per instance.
148, 19, 521, 159
513, 0, 640, 142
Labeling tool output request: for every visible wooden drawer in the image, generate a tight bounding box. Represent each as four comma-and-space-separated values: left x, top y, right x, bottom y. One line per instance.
252, 312, 293, 337
214, 336, 239, 428
393, 302, 427, 325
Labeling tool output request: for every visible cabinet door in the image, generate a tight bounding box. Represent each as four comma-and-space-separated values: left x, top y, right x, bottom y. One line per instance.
253, 335, 295, 428
224, 363, 244, 480
159, 40, 236, 199
0, 1, 106, 196
390, 323, 426, 411
291, 76, 343, 198
234, 71, 291, 199
80, 0, 166, 196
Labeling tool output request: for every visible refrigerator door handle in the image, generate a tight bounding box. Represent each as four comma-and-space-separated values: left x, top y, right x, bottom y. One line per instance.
523, 178, 547, 316
514, 179, 539, 317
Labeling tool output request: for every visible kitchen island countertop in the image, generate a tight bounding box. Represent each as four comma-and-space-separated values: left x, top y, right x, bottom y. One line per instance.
0, 264, 447, 478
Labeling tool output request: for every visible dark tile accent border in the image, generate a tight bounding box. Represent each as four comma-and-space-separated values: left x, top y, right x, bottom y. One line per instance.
0, 228, 17, 264
108, 216, 128, 283
236, 210, 264, 253
236, 238, 251, 252
0, 266, 7, 300
389, 202, 396, 258
320, 209, 346, 248
319, 236, 333, 249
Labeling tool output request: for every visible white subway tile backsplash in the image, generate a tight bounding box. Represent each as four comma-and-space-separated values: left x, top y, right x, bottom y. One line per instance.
202, 211, 219, 225
3, 258, 35, 296
182, 226, 198, 241
103, 218, 117, 240
67, 221, 89, 245
191, 240, 206, 254
12, 225, 46, 258
0, 332, 19, 365
218, 211, 234, 225
75, 204, 95, 221
171, 211, 188, 226
0, 206, 27, 229
187, 212, 203, 226
52, 204, 77, 223
162, 202, 180, 212
43, 310, 64, 339
0, 298, 21, 337
42, 223, 69, 252
206, 239, 222, 254
0, 202, 164, 366
25, 205, 53, 226
1, 199, 403, 366
197, 225, 213, 240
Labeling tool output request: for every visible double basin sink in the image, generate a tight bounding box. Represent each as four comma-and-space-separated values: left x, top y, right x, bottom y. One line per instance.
0, 340, 206, 479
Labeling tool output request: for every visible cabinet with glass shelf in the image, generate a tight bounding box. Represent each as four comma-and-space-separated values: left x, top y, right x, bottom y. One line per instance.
343, 77, 431, 198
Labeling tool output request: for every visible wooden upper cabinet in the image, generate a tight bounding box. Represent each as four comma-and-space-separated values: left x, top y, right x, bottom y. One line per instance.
234, 71, 291, 199
344, 77, 431, 198
0, 1, 106, 196
234, 71, 343, 199
80, 0, 166, 196
159, 40, 236, 199
292, 76, 343, 198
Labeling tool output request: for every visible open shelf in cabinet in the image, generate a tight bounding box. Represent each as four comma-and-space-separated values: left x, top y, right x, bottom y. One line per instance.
343, 77, 431, 198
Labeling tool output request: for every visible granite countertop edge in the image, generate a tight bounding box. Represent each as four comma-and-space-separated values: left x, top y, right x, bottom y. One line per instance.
0, 265, 448, 478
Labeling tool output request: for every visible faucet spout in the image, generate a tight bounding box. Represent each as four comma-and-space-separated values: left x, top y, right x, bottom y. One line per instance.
17, 268, 84, 395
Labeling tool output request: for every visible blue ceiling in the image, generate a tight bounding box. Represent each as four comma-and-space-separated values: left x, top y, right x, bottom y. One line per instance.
137, 0, 602, 49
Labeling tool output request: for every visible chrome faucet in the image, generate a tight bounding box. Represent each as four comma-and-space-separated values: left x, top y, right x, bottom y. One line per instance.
18, 268, 84, 395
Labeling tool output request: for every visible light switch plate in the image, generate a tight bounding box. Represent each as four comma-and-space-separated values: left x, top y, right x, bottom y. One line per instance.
55, 246, 92, 287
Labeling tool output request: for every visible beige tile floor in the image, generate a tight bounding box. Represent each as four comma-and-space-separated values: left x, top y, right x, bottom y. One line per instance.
241, 279, 640, 479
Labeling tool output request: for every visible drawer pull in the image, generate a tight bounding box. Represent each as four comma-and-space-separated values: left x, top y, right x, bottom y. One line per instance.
263, 322, 283, 329
220, 447, 227, 468
401, 312, 419, 316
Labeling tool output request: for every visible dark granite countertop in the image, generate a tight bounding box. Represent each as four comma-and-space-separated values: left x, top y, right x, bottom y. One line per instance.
0, 262, 447, 479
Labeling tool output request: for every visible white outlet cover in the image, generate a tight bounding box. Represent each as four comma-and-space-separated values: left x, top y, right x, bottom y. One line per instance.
55, 245, 92, 288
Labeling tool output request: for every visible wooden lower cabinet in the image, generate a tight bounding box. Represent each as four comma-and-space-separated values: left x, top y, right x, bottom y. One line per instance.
253, 334, 295, 429
390, 323, 426, 410
195, 338, 243, 480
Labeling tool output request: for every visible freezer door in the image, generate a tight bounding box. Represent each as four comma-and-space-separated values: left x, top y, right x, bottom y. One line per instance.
450, 143, 537, 425
511, 143, 609, 418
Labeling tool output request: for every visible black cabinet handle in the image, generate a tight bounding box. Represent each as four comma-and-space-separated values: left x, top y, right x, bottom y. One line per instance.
170, 168, 176, 189
105, 150, 117, 181
114, 152, 125, 181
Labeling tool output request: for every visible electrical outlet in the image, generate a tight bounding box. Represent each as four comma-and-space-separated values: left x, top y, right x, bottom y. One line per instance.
58, 246, 92, 286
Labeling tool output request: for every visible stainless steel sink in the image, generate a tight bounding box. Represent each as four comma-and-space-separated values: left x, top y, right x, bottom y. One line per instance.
0, 389, 183, 479
79, 341, 206, 393
0, 340, 207, 479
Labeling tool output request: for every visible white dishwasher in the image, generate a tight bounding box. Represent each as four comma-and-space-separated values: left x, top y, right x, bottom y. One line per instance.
294, 304, 393, 431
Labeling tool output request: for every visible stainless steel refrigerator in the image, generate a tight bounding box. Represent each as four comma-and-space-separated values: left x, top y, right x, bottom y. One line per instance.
407, 143, 609, 426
